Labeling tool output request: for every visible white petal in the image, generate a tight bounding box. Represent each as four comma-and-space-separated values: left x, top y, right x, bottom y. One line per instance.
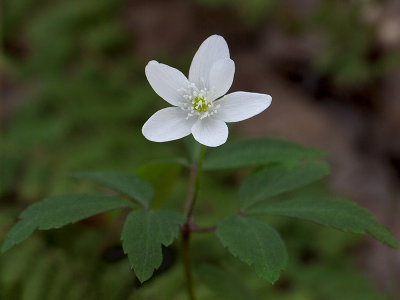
189, 35, 230, 89
208, 58, 235, 100
215, 92, 272, 122
191, 118, 228, 147
145, 60, 189, 106
142, 107, 196, 142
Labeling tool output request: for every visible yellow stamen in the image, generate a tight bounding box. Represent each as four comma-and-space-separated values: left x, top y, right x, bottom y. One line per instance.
191, 96, 211, 113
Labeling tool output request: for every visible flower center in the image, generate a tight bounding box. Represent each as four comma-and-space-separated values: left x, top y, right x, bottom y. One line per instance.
179, 82, 220, 120
191, 96, 211, 112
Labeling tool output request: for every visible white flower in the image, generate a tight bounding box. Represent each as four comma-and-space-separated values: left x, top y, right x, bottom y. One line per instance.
142, 35, 272, 147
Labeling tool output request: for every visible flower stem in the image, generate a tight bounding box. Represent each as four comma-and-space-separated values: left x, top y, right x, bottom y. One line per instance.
181, 143, 205, 300
181, 230, 195, 300
184, 144, 205, 218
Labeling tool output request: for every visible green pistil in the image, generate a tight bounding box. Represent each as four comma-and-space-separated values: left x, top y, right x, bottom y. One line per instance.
191, 96, 210, 113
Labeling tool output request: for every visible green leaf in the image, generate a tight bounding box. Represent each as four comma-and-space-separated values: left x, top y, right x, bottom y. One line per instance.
1, 194, 130, 253
216, 216, 288, 283
136, 161, 182, 208
121, 210, 185, 283
74, 171, 154, 208
239, 162, 330, 211
203, 138, 326, 170
196, 264, 262, 300
248, 197, 398, 249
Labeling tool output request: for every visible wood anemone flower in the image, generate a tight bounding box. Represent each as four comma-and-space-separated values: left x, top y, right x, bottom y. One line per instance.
142, 35, 272, 147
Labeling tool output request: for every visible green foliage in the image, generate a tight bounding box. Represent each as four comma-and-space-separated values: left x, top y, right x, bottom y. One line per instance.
1, 194, 130, 253
203, 138, 326, 170
216, 216, 288, 283
312, 1, 371, 84
0, 154, 21, 197
196, 264, 262, 300
74, 171, 154, 208
311, 0, 400, 84
136, 161, 183, 208
239, 162, 330, 211
127, 264, 190, 300
121, 210, 185, 283
2, 0, 399, 297
2, 0, 39, 36
248, 197, 398, 248
0, 220, 138, 300
1, 0, 175, 200
21, 254, 54, 300
196, 0, 276, 26
1, 210, 389, 300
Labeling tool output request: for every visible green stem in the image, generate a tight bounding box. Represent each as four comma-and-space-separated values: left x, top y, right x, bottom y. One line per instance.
185, 144, 205, 218
181, 230, 195, 300
181, 143, 205, 300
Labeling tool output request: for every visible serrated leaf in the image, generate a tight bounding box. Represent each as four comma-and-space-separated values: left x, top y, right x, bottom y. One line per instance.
1, 194, 130, 253
196, 264, 262, 300
216, 216, 288, 283
74, 171, 154, 208
203, 138, 326, 170
248, 197, 398, 249
239, 162, 330, 211
121, 210, 185, 283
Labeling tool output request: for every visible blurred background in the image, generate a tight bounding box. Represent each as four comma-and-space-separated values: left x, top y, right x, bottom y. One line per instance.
1, 0, 400, 299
